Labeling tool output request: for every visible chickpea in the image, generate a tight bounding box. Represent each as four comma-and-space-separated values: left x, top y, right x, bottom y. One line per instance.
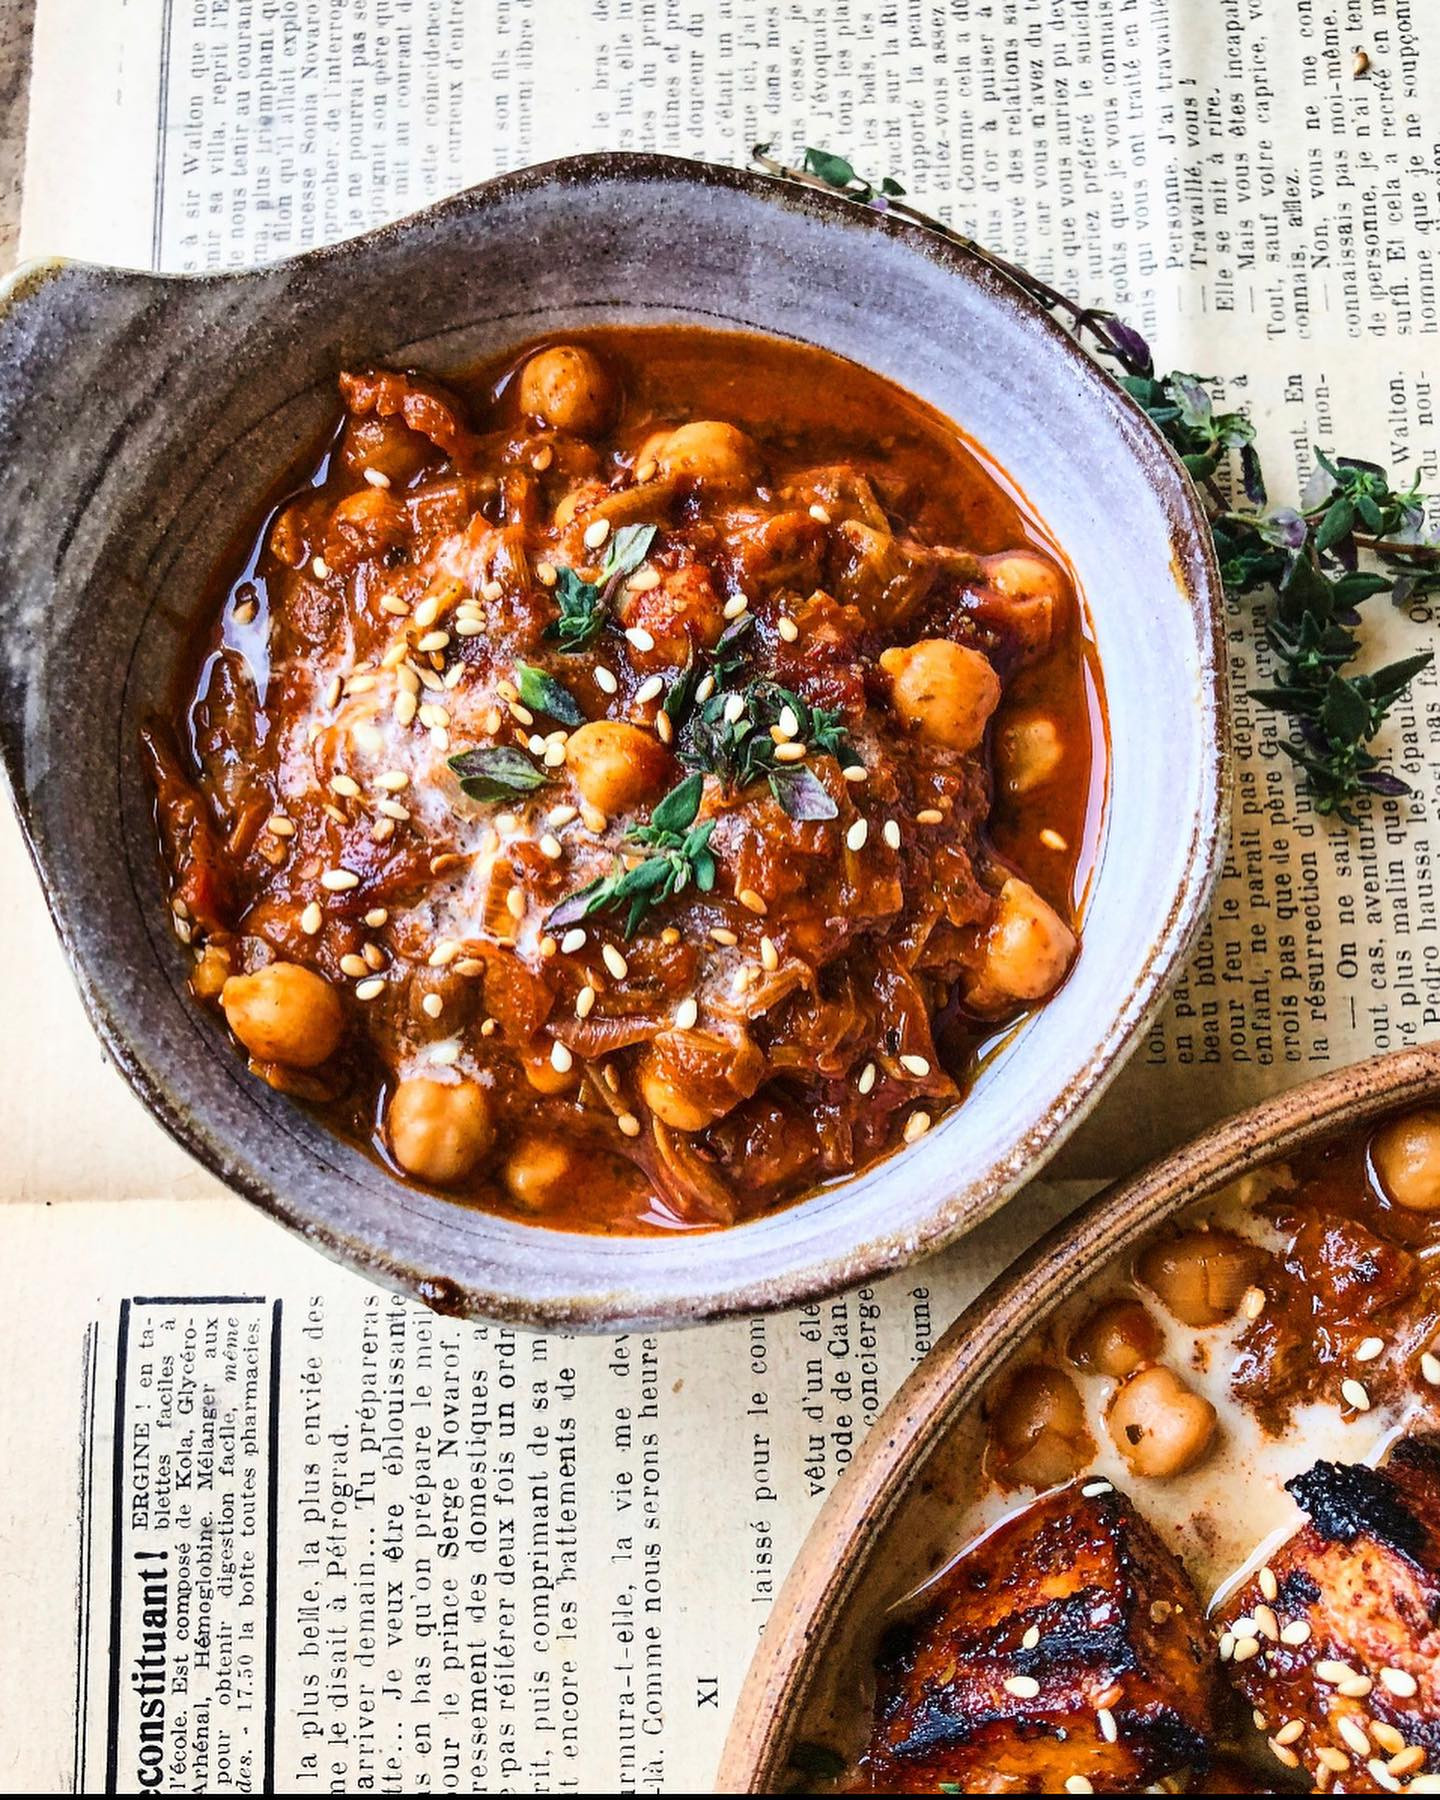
517, 344, 616, 437
503, 1134, 575, 1211
1069, 1298, 1163, 1380
1137, 1228, 1261, 1327
965, 877, 1077, 1017
654, 420, 761, 486
997, 714, 1064, 797
1371, 1109, 1440, 1213
565, 720, 676, 817
981, 549, 1064, 604
221, 962, 344, 1068
1106, 1366, 1217, 1479
990, 1364, 1093, 1489
387, 1076, 494, 1185
879, 638, 1001, 753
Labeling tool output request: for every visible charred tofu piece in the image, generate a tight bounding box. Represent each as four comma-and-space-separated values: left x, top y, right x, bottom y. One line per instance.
1213, 1434, 1440, 1793
858, 1481, 1221, 1794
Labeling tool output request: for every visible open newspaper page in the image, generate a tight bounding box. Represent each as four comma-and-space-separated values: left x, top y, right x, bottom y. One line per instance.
4, 0, 1439, 1792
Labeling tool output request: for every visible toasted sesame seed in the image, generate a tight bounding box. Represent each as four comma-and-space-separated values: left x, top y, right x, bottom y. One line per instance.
1388, 1746, 1427, 1778
412, 596, 444, 629
808, 503, 831, 524
846, 819, 869, 852
536, 562, 558, 588
775, 741, 809, 763
899, 1053, 931, 1078
364, 907, 389, 927
903, 1111, 932, 1144
324, 673, 344, 708
560, 929, 587, 954
1021, 1625, 1041, 1649
550, 1041, 574, 1074
362, 942, 386, 970
1280, 1620, 1312, 1646
1421, 1351, 1440, 1385
1356, 1336, 1385, 1362
883, 819, 902, 850
842, 763, 867, 783
530, 445, 553, 473
428, 1039, 461, 1066
778, 616, 799, 642
760, 935, 779, 972
416, 630, 450, 654
1064, 1781, 1093, 1796
625, 625, 656, 653
418, 702, 451, 730
1379, 1667, 1418, 1698
1315, 1747, 1351, 1774
1373, 1722, 1407, 1755
1003, 1675, 1040, 1699
575, 985, 596, 1019
355, 977, 385, 1001
429, 940, 460, 967
539, 935, 558, 959
300, 902, 324, 935
345, 673, 378, 695
1336, 1675, 1373, 1698
312, 556, 330, 579
857, 1062, 877, 1096
266, 814, 295, 838
695, 674, 716, 703
543, 741, 568, 768
655, 711, 673, 745
322, 802, 347, 825
421, 992, 443, 1019
379, 596, 410, 617
363, 467, 391, 488
1254, 1605, 1279, 1641
506, 888, 526, 921
722, 593, 749, 620
776, 705, 800, 741
539, 833, 564, 860
635, 674, 664, 704
1218, 1633, 1236, 1662
674, 997, 699, 1030
583, 518, 612, 550
916, 807, 945, 826
594, 665, 619, 695
395, 690, 418, 726
1081, 1480, 1113, 1497
618, 1111, 642, 1137
1337, 1719, 1372, 1759
321, 869, 360, 891
1341, 1378, 1371, 1412
1258, 1565, 1279, 1602
1097, 1707, 1118, 1744
339, 953, 368, 978
738, 887, 767, 915
723, 692, 746, 725
481, 578, 504, 603
602, 944, 628, 980
1232, 1617, 1259, 1639
627, 565, 661, 592
1273, 1719, 1305, 1746
1039, 827, 1068, 851
1316, 1661, 1358, 1684
1269, 1743, 1301, 1771
1231, 1637, 1262, 1664
581, 804, 608, 833
634, 457, 658, 483
710, 927, 738, 947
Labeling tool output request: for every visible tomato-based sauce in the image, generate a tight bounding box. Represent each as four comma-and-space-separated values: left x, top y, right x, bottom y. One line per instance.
147, 327, 1104, 1233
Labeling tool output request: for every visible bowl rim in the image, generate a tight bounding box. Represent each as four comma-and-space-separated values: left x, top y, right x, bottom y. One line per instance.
0, 149, 1229, 1330
716, 1041, 1440, 1791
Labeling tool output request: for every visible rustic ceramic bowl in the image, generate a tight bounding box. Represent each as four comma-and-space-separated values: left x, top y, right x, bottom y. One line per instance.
0, 152, 1225, 1330
718, 1044, 1440, 1791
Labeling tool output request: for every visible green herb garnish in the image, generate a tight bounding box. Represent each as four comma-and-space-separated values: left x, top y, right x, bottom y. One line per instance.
545, 522, 658, 652
447, 744, 551, 802
514, 661, 583, 726
680, 677, 848, 822
757, 140, 1440, 822
547, 772, 717, 936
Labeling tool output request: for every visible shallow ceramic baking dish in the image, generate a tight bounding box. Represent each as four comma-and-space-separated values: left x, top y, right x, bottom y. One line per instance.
718, 1044, 1440, 1791
0, 152, 1225, 1330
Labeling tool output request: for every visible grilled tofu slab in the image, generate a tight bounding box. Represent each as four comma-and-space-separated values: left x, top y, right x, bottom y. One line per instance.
1214, 1434, 1440, 1793
858, 1481, 1222, 1794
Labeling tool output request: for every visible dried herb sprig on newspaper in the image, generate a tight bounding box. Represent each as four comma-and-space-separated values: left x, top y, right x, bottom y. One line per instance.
754, 143, 1440, 820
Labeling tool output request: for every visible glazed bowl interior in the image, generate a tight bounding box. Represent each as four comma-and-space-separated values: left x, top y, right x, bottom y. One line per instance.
0, 153, 1223, 1328
717, 1046, 1440, 1792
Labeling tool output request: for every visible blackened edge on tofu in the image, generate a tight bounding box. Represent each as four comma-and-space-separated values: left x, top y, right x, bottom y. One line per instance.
1287, 1457, 1427, 1564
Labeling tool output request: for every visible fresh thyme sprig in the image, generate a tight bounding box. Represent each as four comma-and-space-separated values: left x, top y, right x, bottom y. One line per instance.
547, 772, 718, 937
545, 523, 658, 652
757, 142, 1440, 820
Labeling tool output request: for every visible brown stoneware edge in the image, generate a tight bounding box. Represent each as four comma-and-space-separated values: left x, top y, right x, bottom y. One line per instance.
717, 1043, 1440, 1793
0, 151, 1227, 1330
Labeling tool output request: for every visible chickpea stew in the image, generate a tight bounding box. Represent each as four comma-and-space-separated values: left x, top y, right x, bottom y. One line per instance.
795, 1107, 1440, 1794
147, 328, 1102, 1234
